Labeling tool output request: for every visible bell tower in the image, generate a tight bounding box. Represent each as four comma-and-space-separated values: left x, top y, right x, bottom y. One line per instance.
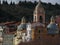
33, 0, 45, 23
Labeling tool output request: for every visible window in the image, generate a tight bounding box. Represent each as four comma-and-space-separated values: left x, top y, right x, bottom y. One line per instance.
38, 37, 40, 39
40, 16, 43, 23
59, 31, 60, 34
34, 16, 36, 21
51, 35, 55, 37
14, 34, 17, 37
38, 30, 40, 33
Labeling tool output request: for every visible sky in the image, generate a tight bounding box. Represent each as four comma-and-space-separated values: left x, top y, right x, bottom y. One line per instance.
1, 0, 60, 5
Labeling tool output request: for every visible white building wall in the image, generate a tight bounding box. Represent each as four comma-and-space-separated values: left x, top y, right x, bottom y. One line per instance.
26, 23, 32, 42
22, 33, 26, 42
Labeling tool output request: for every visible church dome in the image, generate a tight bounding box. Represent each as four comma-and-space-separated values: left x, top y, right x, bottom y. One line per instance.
47, 16, 59, 34
17, 17, 26, 30
47, 23, 59, 34
17, 24, 26, 30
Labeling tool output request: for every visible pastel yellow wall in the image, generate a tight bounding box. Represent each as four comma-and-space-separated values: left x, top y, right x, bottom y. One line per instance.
31, 28, 35, 40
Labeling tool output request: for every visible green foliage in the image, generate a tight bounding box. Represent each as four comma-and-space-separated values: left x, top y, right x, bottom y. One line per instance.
0, 1, 60, 22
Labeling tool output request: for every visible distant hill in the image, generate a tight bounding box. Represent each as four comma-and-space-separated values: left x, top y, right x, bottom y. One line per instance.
0, 1, 60, 22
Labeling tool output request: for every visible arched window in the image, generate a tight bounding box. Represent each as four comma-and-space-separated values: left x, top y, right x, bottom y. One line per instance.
34, 16, 36, 22
38, 30, 40, 33
40, 16, 43, 23
35, 16, 36, 21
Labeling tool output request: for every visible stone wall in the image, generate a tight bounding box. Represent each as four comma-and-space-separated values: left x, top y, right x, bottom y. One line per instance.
19, 34, 60, 45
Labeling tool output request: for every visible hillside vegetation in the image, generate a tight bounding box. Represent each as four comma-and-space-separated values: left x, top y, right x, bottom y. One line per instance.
0, 1, 60, 22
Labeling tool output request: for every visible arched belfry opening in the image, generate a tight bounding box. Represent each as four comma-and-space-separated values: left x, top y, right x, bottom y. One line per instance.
40, 16, 43, 23
33, 0, 45, 23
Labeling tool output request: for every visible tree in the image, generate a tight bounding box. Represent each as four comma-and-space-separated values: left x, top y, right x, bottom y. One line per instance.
2, 0, 8, 5
10, 1, 13, 5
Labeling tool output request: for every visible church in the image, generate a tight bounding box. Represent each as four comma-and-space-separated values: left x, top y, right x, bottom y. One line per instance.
0, 0, 60, 45
15, 0, 60, 45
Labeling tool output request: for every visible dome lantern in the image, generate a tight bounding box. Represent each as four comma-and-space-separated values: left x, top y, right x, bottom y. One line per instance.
50, 16, 55, 24
21, 17, 26, 24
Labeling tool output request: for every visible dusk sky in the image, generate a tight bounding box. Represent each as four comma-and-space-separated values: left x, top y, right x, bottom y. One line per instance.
1, 0, 60, 4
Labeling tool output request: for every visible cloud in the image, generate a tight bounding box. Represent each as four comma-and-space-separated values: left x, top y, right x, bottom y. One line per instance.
1, 0, 60, 4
